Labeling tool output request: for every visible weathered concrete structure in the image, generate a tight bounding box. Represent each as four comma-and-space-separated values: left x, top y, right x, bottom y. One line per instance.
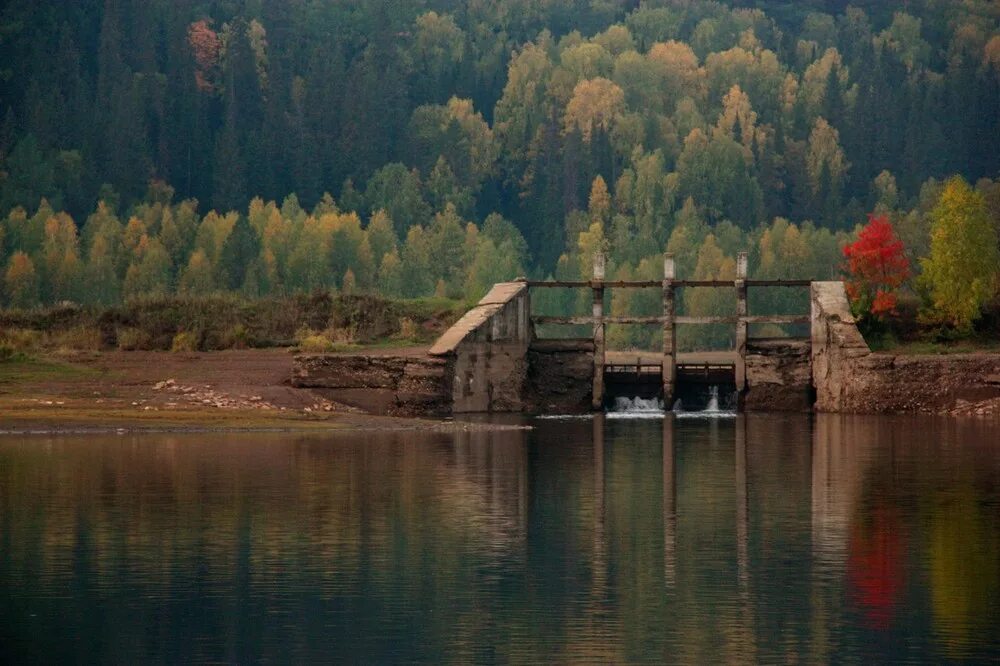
744, 338, 813, 411
523, 339, 594, 413
292, 352, 451, 416
428, 281, 531, 413
291, 265, 1000, 417
810, 281, 1000, 414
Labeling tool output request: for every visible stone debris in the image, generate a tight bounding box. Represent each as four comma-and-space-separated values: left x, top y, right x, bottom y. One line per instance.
149, 378, 343, 413
950, 398, 1000, 418
152, 380, 280, 411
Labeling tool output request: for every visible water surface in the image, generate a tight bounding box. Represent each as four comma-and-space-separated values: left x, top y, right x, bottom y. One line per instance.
1, 415, 998, 663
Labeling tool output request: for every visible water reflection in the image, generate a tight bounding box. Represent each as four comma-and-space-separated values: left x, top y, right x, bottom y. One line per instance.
0, 416, 998, 662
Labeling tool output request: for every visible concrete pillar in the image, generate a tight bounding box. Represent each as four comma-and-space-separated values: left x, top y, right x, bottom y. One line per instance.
591, 252, 606, 410
735, 251, 748, 395
662, 253, 676, 406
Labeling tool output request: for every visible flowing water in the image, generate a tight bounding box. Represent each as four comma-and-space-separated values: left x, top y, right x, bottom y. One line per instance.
609, 396, 666, 418
1, 415, 999, 663
671, 385, 738, 419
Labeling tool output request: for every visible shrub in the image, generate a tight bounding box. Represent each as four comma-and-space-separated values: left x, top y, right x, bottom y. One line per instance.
51, 326, 104, 351
395, 317, 419, 341
298, 334, 336, 353
170, 331, 200, 352
116, 327, 154, 351
222, 324, 250, 349
0, 327, 44, 351
0, 344, 25, 362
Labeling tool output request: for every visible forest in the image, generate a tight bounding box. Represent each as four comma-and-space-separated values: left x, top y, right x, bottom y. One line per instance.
1, 0, 999, 348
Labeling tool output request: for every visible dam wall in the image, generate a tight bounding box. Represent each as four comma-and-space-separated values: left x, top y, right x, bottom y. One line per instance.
292, 352, 452, 416
292, 279, 1000, 417
744, 338, 813, 412
428, 281, 531, 413
524, 339, 594, 413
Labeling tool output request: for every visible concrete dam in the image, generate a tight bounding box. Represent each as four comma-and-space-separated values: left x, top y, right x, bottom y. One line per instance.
292, 251, 886, 416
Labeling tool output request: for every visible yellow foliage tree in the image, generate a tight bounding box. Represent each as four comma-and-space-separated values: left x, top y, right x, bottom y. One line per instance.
920, 177, 1000, 331
563, 78, 625, 142
4, 251, 40, 308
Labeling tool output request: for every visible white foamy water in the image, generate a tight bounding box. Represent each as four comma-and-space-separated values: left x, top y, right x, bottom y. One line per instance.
606, 396, 666, 419
673, 386, 737, 419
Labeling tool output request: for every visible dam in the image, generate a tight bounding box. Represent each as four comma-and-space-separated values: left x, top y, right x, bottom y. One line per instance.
293, 250, 834, 415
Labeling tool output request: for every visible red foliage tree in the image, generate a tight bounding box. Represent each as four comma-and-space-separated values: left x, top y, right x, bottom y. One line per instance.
187, 20, 221, 92
842, 214, 910, 320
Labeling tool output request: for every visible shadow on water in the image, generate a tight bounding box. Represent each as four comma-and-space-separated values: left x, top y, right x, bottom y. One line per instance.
0, 415, 999, 662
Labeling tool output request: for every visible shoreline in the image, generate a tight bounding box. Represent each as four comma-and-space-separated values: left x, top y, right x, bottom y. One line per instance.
0, 349, 531, 434
0, 405, 532, 435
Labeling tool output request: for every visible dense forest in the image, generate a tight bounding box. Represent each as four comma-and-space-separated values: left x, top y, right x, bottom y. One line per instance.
1, 1, 999, 346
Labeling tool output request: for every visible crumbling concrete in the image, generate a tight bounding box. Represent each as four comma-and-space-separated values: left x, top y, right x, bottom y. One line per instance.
810, 281, 1000, 414
744, 338, 813, 411
428, 281, 531, 413
524, 339, 594, 413
292, 353, 451, 416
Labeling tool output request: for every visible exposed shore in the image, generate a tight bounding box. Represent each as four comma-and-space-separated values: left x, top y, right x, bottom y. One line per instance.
0, 349, 528, 434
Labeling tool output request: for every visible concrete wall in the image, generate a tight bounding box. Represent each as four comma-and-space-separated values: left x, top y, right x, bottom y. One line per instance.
744, 338, 813, 411
810, 281, 1000, 415
524, 339, 594, 413
292, 353, 452, 416
810, 281, 872, 412
429, 281, 531, 413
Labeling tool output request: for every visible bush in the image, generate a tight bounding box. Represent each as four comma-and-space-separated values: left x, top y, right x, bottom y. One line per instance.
221, 324, 250, 349
0, 293, 461, 353
116, 327, 154, 351
395, 317, 419, 341
51, 326, 104, 351
0, 344, 28, 362
170, 331, 200, 352
298, 334, 336, 353
0, 327, 44, 351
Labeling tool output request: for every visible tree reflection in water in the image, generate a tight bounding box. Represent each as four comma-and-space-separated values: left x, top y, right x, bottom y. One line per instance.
0, 415, 997, 662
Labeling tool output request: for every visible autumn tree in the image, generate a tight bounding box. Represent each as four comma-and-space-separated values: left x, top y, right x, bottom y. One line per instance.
178, 249, 215, 295
188, 20, 221, 92
563, 78, 625, 142
4, 252, 40, 308
920, 177, 1000, 332
123, 237, 171, 299
842, 214, 910, 325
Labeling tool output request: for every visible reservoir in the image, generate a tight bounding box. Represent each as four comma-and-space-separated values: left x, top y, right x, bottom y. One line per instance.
1, 415, 998, 662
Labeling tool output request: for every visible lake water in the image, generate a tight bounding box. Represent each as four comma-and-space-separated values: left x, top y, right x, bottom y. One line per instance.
1, 415, 998, 663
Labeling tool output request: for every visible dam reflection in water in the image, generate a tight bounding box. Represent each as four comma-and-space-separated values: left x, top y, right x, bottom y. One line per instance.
1, 416, 999, 662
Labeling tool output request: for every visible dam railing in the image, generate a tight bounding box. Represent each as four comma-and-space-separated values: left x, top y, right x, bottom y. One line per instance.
527, 251, 811, 409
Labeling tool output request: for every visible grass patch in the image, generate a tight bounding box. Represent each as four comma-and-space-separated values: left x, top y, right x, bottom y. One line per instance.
0, 355, 94, 385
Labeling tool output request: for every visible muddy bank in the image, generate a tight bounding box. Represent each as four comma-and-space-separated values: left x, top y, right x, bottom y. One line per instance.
0, 349, 527, 433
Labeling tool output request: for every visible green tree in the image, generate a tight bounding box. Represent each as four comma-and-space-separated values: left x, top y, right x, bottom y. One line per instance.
366, 210, 398, 272
365, 164, 431, 236
84, 233, 120, 306
178, 249, 215, 296
123, 237, 171, 299
218, 216, 261, 290
681, 235, 737, 350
